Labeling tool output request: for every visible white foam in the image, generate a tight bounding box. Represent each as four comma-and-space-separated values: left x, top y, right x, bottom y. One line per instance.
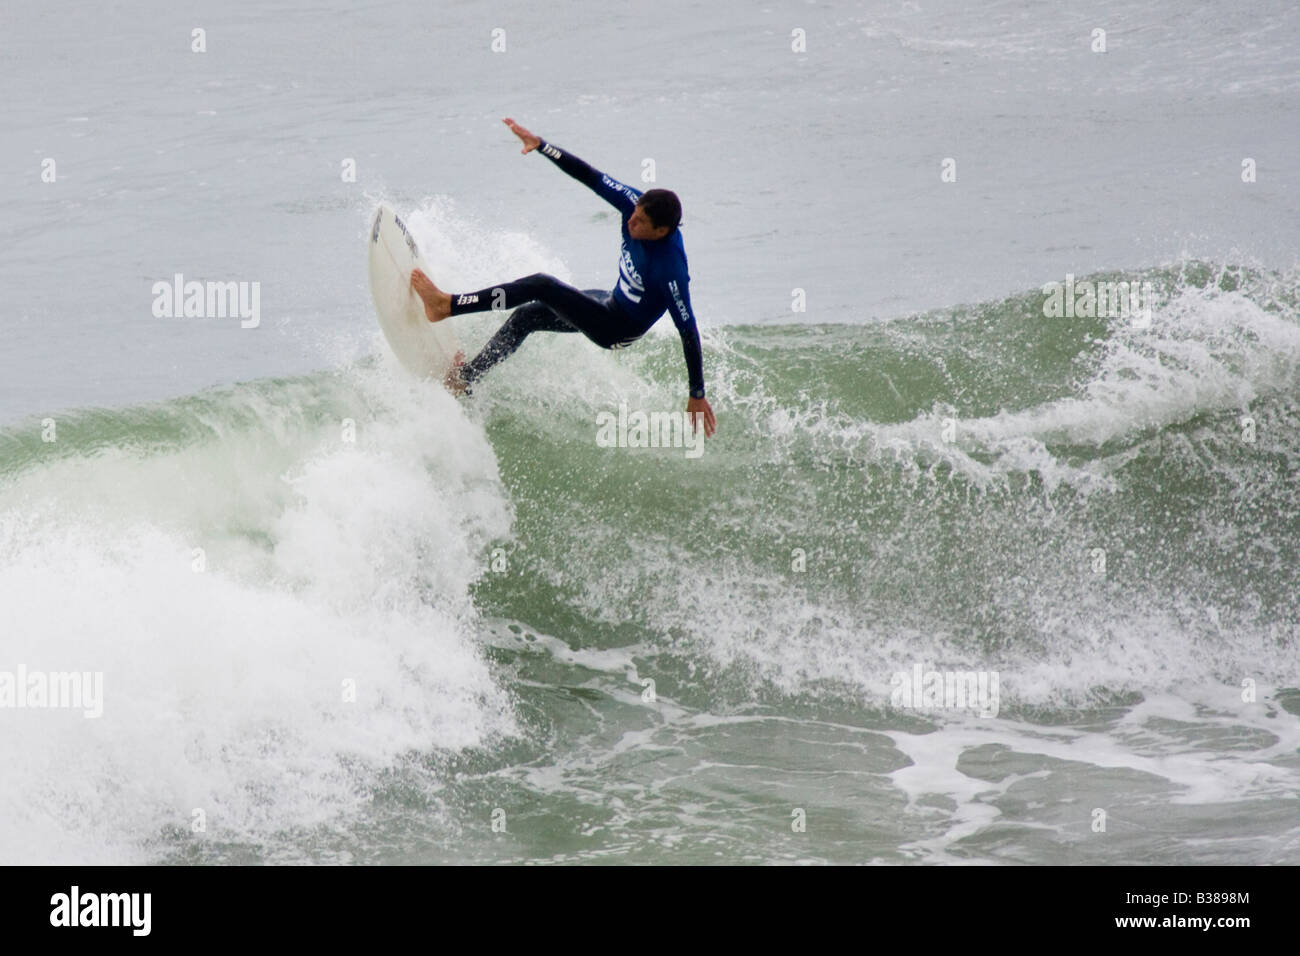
0, 361, 517, 863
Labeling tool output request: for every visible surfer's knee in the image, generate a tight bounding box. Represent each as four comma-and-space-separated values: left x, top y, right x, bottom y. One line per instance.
509, 301, 551, 327
518, 272, 560, 289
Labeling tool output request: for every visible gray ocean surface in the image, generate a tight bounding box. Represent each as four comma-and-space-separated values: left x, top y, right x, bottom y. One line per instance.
2, 0, 1299, 864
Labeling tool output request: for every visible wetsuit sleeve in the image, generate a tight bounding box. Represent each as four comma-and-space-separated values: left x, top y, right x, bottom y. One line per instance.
537, 139, 642, 216
666, 271, 706, 399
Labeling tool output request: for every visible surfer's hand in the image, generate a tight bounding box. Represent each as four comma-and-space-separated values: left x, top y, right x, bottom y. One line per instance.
687, 396, 716, 438
503, 118, 541, 154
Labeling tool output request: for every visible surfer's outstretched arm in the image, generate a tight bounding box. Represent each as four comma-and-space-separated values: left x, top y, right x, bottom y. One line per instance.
503, 118, 640, 216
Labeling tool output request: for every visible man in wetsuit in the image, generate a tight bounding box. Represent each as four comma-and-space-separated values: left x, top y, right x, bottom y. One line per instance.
410, 117, 716, 437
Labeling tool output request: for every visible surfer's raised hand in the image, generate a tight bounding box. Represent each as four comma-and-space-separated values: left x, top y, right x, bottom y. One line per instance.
503, 117, 541, 154
687, 396, 716, 438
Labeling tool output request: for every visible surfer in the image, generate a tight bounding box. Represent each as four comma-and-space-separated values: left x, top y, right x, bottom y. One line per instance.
411, 118, 715, 437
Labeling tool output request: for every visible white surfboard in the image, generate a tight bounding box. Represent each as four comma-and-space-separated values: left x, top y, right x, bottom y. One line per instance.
367, 202, 460, 381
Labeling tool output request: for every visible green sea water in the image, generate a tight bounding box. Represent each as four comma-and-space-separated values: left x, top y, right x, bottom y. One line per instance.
3, 262, 1298, 864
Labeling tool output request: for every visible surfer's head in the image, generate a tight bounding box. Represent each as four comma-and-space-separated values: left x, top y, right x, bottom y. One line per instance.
629, 189, 681, 240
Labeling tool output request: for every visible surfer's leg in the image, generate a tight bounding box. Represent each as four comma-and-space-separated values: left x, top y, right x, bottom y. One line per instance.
449, 273, 623, 342
452, 274, 639, 386
459, 302, 579, 386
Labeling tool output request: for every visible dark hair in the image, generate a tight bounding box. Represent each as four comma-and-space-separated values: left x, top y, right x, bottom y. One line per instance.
637, 189, 682, 231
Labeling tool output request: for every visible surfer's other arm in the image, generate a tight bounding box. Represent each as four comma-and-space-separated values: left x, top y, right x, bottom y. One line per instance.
503, 118, 639, 215
667, 273, 716, 437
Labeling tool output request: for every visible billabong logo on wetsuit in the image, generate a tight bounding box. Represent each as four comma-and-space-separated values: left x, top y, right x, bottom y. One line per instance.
456, 294, 479, 305
668, 279, 691, 324
618, 246, 644, 303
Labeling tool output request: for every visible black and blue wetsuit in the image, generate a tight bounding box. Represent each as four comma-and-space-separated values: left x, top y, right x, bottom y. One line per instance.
449, 140, 706, 399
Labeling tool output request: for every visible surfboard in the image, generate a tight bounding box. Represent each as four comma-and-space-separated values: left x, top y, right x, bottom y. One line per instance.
367, 202, 461, 382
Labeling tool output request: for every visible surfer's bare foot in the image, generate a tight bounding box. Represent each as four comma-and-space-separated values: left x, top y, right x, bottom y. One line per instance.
444, 350, 469, 395
410, 268, 451, 322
